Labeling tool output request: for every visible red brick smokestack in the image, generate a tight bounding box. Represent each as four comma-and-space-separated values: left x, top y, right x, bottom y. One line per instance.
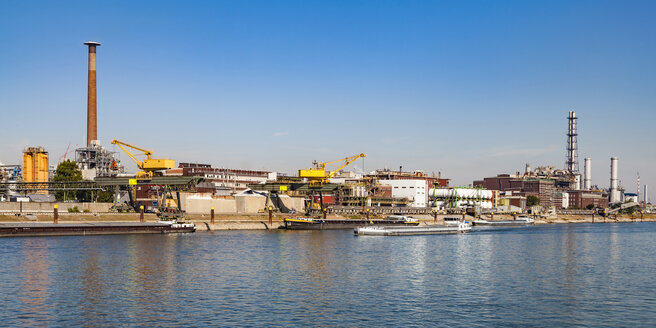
84, 41, 100, 146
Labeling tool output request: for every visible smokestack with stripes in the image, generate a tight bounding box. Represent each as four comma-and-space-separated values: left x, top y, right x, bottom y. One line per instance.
84, 41, 100, 146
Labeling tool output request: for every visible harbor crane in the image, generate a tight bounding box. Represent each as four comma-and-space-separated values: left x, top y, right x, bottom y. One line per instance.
110, 139, 175, 179
299, 153, 366, 184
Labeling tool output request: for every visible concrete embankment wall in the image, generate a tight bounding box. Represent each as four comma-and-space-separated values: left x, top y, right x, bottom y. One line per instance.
0, 202, 112, 213
181, 193, 305, 214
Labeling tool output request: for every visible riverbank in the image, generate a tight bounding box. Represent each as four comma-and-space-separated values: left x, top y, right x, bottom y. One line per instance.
1, 212, 654, 231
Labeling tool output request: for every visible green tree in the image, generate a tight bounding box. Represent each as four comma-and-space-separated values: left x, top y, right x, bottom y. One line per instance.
53, 160, 115, 202
53, 160, 83, 201
527, 195, 540, 207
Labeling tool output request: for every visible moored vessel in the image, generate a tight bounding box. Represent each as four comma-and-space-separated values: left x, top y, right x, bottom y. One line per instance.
354, 221, 471, 236
472, 216, 535, 227
283, 215, 419, 230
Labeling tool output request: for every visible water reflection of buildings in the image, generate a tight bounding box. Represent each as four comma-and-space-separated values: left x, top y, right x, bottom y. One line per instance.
18, 238, 51, 326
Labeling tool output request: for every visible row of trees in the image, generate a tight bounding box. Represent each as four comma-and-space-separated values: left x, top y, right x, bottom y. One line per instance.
53, 160, 114, 202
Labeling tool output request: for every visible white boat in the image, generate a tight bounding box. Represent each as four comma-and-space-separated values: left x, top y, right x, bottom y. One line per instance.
355, 221, 471, 236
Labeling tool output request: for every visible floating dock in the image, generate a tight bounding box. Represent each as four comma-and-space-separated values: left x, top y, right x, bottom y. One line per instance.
355, 223, 471, 236
283, 217, 419, 230
0, 222, 195, 237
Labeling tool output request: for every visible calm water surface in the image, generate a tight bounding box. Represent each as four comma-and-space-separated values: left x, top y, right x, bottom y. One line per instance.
1, 223, 655, 327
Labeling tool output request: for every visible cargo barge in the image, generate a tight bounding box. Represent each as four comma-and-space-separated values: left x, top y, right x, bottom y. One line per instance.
471, 216, 535, 227
355, 222, 471, 236
283, 216, 419, 230
0, 221, 196, 237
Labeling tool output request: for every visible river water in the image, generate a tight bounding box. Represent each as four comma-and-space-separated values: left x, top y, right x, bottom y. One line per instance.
0, 223, 655, 327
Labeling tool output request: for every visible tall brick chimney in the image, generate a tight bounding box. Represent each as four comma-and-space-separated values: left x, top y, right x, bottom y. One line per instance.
84, 41, 100, 146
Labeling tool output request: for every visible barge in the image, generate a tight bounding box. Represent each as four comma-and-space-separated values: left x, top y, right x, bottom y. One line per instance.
472, 216, 535, 227
0, 221, 196, 237
283, 215, 419, 230
355, 222, 471, 236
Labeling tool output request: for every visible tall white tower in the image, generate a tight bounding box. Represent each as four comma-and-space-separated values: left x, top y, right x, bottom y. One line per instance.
584, 157, 592, 190
645, 185, 649, 204
610, 157, 620, 203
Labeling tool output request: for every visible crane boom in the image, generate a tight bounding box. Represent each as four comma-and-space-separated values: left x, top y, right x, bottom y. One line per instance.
111, 139, 146, 169
299, 153, 366, 182
327, 153, 366, 178
110, 139, 175, 178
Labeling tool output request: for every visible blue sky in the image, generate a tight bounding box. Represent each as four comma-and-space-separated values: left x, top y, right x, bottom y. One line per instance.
1, 0, 654, 198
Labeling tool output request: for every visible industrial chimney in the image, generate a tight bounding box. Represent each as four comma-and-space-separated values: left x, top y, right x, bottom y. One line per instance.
584, 157, 591, 190
84, 41, 100, 146
645, 185, 649, 204
610, 157, 620, 203
566, 111, 579, 173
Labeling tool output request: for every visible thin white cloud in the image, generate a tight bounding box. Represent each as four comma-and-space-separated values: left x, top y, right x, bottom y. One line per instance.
273, 131, 289, 137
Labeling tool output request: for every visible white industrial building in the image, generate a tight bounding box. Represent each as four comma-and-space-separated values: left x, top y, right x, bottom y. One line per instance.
379, 179, 428, 207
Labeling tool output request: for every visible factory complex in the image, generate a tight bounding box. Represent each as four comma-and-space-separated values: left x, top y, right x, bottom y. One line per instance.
0, 42, 652, 219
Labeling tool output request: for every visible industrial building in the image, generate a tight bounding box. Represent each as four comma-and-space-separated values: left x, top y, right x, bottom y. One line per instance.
76, 141, 123, 179
167, 163, 277, 194
567, 190, 609, 209
378, 179, 428, 207
474, 175, 556, 208
366, 169, 449, 189
472, 112, 632, 211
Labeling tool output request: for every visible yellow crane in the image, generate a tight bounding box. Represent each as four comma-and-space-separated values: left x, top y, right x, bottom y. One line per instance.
110, 139, 175, 179
299, 153, 366, 184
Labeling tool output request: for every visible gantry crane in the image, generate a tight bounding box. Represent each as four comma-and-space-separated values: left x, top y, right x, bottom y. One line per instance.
110, 139, 175, 179
299, 153, 366, 184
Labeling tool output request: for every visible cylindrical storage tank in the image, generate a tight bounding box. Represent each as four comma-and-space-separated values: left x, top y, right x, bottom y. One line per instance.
23, 152, 34, 182
450, 189, 458, 198
461, 189, 470, 199
37, 152, 49, 186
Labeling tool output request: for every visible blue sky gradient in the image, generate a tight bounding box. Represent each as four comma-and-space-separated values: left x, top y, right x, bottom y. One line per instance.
1, 1, 654, 198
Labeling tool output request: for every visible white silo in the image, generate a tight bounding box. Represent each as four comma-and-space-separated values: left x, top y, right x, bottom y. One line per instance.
610, 157, 620, 203
584, 158, 592, 190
